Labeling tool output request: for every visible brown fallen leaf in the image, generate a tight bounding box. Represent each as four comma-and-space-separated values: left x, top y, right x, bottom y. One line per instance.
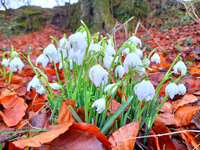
152, 124, 176, 149
0, 95, 28, 127
172, 94, 198, 111
174, 106, 200, 126
108, 120, 140, 150
154, 113, 177, 125
9, 121, 73, 149
148, 130, 161, 150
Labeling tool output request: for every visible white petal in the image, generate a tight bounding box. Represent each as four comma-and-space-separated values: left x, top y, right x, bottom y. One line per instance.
173, 61, 187, 75
50, 83, 62, 90
151, 53, 160, 64
177, 84, 186, 95
92, 98, 106, 113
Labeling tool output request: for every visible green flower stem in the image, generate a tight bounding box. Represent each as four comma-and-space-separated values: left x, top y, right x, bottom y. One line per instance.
95, 112, 99, 126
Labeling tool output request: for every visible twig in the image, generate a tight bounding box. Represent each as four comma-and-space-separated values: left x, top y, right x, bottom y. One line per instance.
109, 129, 200, 143
135, 21, 140, 35
139, 23, 166, 51
0, 132, 27, 143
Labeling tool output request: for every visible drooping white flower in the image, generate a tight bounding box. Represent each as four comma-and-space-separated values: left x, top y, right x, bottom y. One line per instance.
127, 36, 142, 47
105, 45, 116, 56
123, 52, 143, 73
142, 58, 150, 67
36, 54, 49, 68
12, 51, 18, 58
50, 83, 62, 90
37, 86, 46, 95
27, 75, 41, 92
58, 38, 70, 59
103, 55, 113, 69
2, 58, 10, 67
10, 57, 24, 72
89, 43, 102, 55
88, 64, 109, 87
177, 83, 186, 95
43, 44, 58, 63
173, 61, 187, 75
106, 39, 114, 48
92, 98, 106, 113
68, 32, 88, 52
134, 48, 143, 58
151, 53, 160, 64
122, 48, 130, 56
134, 80, 155, 101
59, 61, 67, 70
104, 83, 117, 94
165, 82, 178, 99
115, 65, 125, 78
69, 50, 84, 66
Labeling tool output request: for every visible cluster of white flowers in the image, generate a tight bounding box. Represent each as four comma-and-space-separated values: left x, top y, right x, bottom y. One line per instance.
1, 51, 25, 72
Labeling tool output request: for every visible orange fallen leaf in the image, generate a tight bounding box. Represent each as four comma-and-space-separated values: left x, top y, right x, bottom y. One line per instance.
108, 120, 140, 150
152, 124, 176, 149
172, 94, 198, 111
0, 95, 28, 127
174, 106, 200, 126
9, 121, 73, 149
148, 130, 161, 150
155, 113, 177, 125
29, 99, 45, 112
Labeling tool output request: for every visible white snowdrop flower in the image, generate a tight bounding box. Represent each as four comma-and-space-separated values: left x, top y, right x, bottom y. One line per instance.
122, 48, 130, 56
103, 55, 113, 69
58, 38, 70, 59
70, 50, 84, 66
92, 98, 106, 113
115, 65, 125, 78
68, 32, 88, 52
104, 83, 117, 94
10, 57, 24, 72
128, 36, 142, 47
177, 83, 186, 95
37, 86, 46, 95
2, 58, 10, 67
134, 80, 155, 101
173, 61, 187, 75
135, 66, 145, 76
50, 83, 62, 90
134, 48, 143, 58
88, 64, 109, 87
59, 61, 66, 70
114, 56, 119, 64
151, 53, 160, 64
27, 75, 41, 92
105, 45, 116, 56
43, 44, 58, 63
89, 43, 102, 55
36, 54, 49, 68
142, 58, 150, 67
123, 52, 143, 73
165, 82, 178, 99
12, 51, 18, 58
106, 39, 114, 47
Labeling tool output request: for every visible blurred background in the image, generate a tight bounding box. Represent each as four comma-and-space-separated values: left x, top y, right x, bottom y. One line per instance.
0, 0, 199, 36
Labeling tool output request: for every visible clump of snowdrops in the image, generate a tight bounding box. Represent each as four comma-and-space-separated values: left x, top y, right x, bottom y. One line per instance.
1, 21, 187, 141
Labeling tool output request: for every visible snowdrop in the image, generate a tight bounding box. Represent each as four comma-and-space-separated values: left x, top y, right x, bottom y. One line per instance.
123, 52, 143, 73
12, 51, 18, 58
2, 58, 10, 67
115, 65, 125, 78
50, 83, 62, 90
88, 64, 109, 87
173, 61, 187, 75
128, 36, 142, 47
92, 98, 106, 113
151, 53, 160, 64
103, 55, 113, 69
69, 50, 84, 66
105, 45, 116, 56
36, 54, 49, 68
37, 86, 46, 95
104, 83, 117, 94
68, 32, 88, 52
10, 57, 24, 72
122, 48, 130, 56
165, 82, 178, 99
142, 58, 150, 67
134, 48, 143, 58
134, 80, 155, 101
27, 75, 41, 92
89, 43, 102, 55
177, 83, 186, 95
43, 44, 58, 63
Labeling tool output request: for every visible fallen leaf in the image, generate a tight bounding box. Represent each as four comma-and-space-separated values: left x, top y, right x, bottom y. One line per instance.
152, 124, 176, 149
172, 94, 198, 111
108, 121, 140, 150
154, 113, 177, 125
29, 99, 46, 112
0, 95, 28, 127
148, 130, 161, 150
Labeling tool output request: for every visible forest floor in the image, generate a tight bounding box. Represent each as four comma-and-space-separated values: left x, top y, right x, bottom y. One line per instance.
0, 21, 200, 149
